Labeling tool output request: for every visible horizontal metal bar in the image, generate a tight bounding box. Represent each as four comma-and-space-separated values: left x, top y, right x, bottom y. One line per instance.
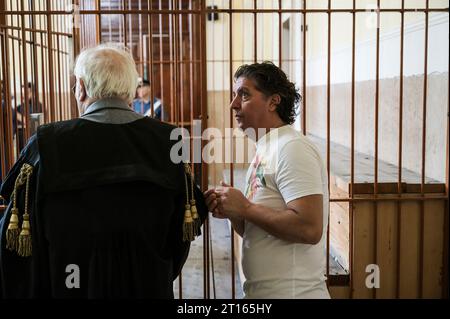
0, 8, 448, 15
331, 195, 448, 202
0, 24, 72, 37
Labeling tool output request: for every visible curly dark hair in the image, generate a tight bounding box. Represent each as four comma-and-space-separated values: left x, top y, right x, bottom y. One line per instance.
234, 61, 301, 125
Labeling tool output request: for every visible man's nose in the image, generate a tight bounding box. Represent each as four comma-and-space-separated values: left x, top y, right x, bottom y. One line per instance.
229, 96, 240, 110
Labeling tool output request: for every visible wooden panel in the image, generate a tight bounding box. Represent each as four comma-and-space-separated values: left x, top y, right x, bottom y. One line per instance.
352, 201, 375, 298
329, 201, 349, 272
399, 200, 421, 298
376, 200, 398, 298
422, 200, 445, 298
329, 286, 351, 299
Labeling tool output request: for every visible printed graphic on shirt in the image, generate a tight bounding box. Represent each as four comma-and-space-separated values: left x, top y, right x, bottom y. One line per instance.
244, 154, 266, 201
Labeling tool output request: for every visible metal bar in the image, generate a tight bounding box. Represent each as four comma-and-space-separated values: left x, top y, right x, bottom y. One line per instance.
184, 0, 196, 300
20, 0, 30, 144
147, 0, 156, 119
96, 0, 101, 44
108, 1, 112, 42
38, 0, 47, 123
253, 0, 256, 63
46, 0, 55, 123
0, 25, 74, 37
30, 0, 39, 125
373, 0, 381, 299
169, 0, 174, 123
396, 0, 405, 299
4, 33, 70, 53
0, 22, 6, 180
302, 0, 306, 135
158, 0, 164, 124
1, 17, 14, 172
138, 0, 143, 78
349, 0, 356, 299
122, 0, 125, 50
444, 24, 450, 300
148, 0, 156, 122
229, 0, 236, 300
127, 0, 132, 50
56, 33, 63, 121
278, 0, 281, 67
2, 8, 449, 15
9, 0, 20, 155
419, 0, 431, 299
179, 0, 184, 128
200, 0, 209, 299
326, 0, 331, 289
330, 195, 448, 202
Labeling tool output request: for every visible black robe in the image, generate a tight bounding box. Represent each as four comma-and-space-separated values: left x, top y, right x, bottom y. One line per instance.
0, 117, 207, 298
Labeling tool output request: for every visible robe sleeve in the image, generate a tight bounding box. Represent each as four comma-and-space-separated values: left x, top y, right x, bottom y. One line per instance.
0, 134, 41, 298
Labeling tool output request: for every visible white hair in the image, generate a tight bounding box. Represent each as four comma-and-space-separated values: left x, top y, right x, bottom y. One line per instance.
73, 43, 139, 103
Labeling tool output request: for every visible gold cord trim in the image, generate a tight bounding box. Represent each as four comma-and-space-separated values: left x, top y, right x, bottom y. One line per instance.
6, 163, 33, 257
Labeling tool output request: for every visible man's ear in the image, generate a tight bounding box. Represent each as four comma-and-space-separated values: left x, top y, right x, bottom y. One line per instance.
79, 79, 87, 102
268, 94, 281, 112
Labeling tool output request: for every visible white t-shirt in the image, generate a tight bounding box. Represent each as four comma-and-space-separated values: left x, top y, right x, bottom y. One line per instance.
242, 125, 330, 299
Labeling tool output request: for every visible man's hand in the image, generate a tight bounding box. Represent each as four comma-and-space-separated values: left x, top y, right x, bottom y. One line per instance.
214, 181, 251, 221
204, 181, 247, 236
204, 188, 226, 219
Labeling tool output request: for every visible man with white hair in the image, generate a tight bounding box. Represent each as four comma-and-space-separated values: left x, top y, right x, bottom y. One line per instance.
0, 43, 206, 298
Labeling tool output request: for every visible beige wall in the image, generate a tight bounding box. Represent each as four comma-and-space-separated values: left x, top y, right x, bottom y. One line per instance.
206, 0, 449, 183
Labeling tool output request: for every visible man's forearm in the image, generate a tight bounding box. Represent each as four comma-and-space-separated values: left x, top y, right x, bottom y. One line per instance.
242, 203, 321, 244
230, 217, 245, 237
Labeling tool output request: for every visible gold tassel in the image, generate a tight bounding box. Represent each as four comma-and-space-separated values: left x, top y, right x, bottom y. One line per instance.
5, 163, 33, 256
183, 204, 195, 242
18, 213, 32, 257
190, 199, 200, 236
6, 208, 20, 251
183, 162, 201, 241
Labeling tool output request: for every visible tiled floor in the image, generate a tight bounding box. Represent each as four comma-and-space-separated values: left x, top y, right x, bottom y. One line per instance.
173, 216, 244, 299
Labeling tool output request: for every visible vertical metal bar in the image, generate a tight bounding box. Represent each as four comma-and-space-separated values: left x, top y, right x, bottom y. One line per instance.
56, 26, 63, 121
179, 0, 185, 128
108, 1, 112, 42
168, 0, 174, 123
278, 0, 282, 67
138, 0, 143, 77
128, 0, 132, 50
20, 0, 30, 142
39, 2, 47, 123
396, 0, 405, 299
158, 0, 164, 123
200, 0, 210, 299
9, 0, 20, 156
123, 0, 127, 47
326, 0, 331, 289
443, 42, 450, 299
46, 0, 55, 123
228, 0, 235, 299
372, 0, 381, 299
419, 0, 430, 299
174, 0, 179, 124
0, 54, 4, 179
30, 0, 39, 121
147, 0, 155, 122
72, 0, 81, 119
96, 0, 101, 44
253, 0, 257, 63
302, 0, 306, 135
1, 18, 14, 172
349, 0, 356, 299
